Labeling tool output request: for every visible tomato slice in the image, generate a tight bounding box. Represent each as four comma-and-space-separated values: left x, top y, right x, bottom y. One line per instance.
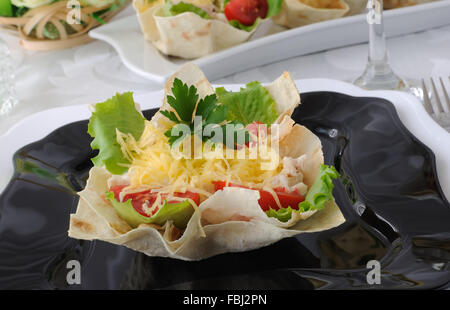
109, 186, 200, 217
110, 185, 127, 201
224, 0, 269, 26
213, 181, 304, 211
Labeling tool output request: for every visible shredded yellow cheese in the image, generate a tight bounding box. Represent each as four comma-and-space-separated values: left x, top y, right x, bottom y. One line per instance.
116, 121, 283, 202
263, 186, 282, 210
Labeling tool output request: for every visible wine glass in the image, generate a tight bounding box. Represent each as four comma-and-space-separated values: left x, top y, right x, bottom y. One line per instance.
354, 0, 422, 98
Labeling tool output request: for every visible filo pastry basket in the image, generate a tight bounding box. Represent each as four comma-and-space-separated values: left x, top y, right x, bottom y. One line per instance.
0, 0, 130, 51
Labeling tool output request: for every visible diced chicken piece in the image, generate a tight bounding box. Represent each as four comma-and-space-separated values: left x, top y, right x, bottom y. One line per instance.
107, 173, 129, 188
271, 155, 309, 195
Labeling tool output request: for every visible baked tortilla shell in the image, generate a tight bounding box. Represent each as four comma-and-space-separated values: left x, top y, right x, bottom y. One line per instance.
68, 64, 345, 260
69, 167, 344, 260
134, 2, 255, 59
384, 0, 433, 8
343, 0, 367, 15
273, 0, 350, 28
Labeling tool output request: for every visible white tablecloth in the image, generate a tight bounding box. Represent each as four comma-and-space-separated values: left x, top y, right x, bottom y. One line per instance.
1, 6, 450, 135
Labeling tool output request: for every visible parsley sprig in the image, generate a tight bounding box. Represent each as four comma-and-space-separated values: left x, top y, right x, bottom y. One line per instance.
160, 78, 248, 148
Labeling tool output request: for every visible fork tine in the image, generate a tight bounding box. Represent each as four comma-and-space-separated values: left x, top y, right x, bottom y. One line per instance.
421, 79, 434, 114
430, 77, 445, 113
439, 77, 450, 112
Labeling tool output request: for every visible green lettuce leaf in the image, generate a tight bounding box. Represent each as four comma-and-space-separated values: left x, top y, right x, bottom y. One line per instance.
266, 0, 283, 18
163, 0, 211, 19
266, 206, 295, 223
106, 191, 195, 229
266, 164, 340, 222
88, 92, 146, 175
228, 19, 261, 32
216, 81, 278, 125
299, 164, 340, 212
0, 0, 13, 17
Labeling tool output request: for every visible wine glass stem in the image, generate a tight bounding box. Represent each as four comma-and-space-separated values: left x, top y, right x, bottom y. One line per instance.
354, 0, 406, 90
369, 0, 386, 63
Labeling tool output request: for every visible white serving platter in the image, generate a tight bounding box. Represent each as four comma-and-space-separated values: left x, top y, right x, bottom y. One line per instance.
89, 0, 450, 84
1, 78, 449, 202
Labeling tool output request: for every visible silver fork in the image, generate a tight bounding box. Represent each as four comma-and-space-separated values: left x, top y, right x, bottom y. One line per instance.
421, 77, 450, 132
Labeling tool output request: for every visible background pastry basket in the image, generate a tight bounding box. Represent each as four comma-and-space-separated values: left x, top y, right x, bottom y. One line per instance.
0, 0, 130, 51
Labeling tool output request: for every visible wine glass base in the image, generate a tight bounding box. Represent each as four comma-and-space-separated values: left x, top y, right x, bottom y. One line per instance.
354, 69, 425, 102
354, 69, 407, 91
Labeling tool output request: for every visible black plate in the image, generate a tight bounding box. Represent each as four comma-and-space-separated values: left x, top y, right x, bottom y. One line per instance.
1, 92, 449, 290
